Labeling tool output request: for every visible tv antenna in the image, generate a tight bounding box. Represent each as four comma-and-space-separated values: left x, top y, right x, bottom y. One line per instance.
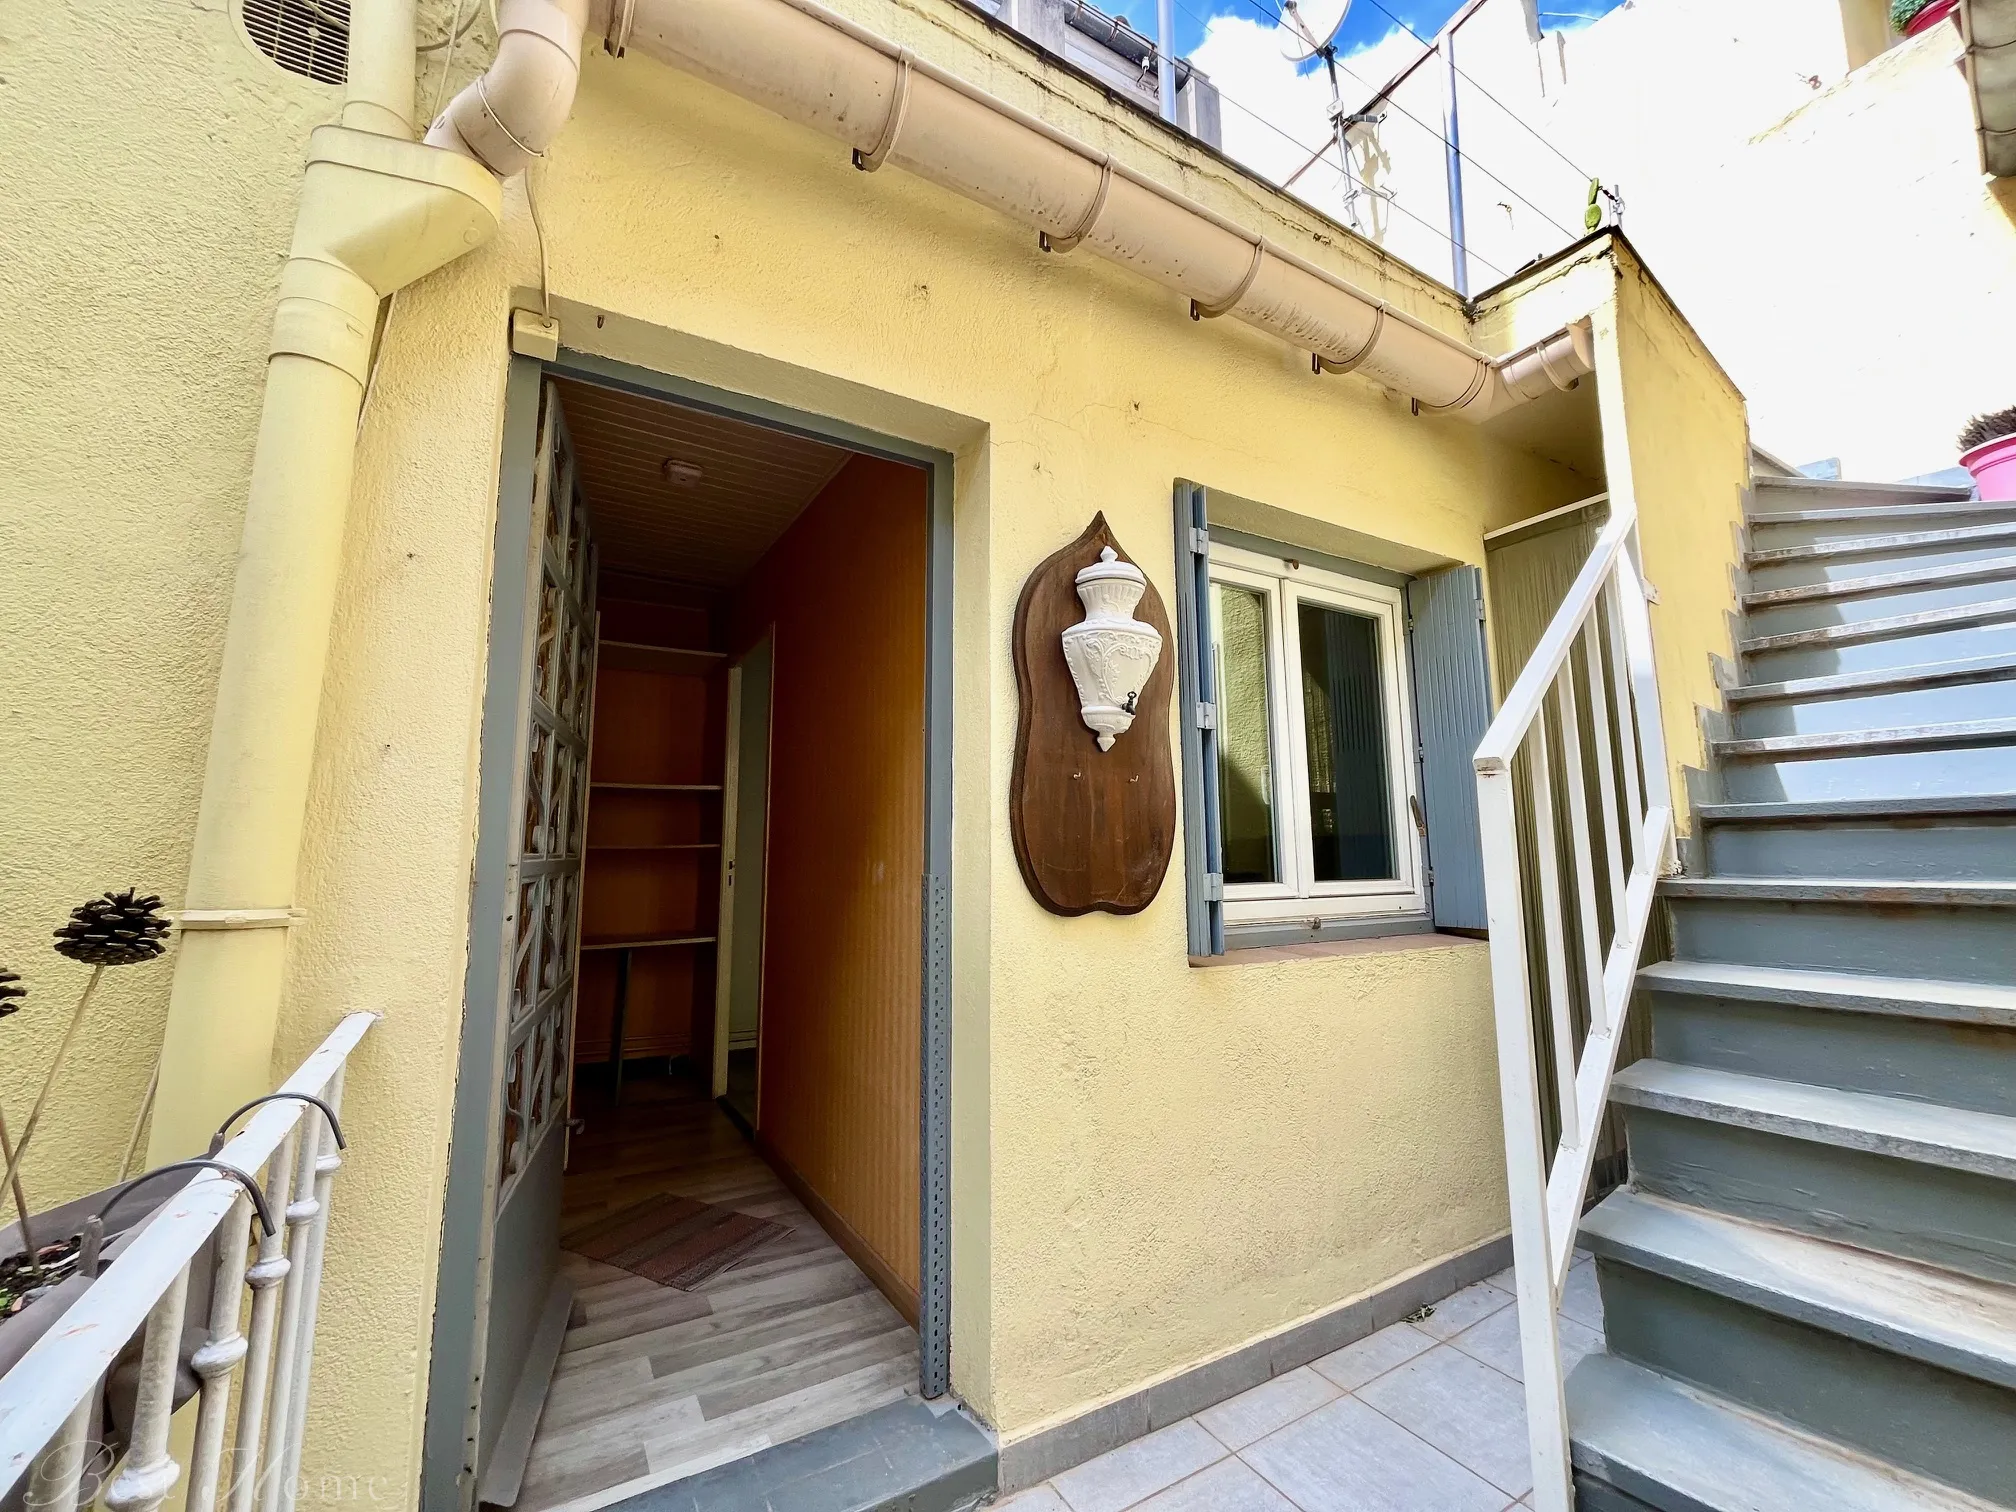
1278, 0, 1378, 231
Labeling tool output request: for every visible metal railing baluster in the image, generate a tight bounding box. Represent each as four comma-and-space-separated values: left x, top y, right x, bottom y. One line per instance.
187, 1193, 255, 1512
103, 1268, 192, 1512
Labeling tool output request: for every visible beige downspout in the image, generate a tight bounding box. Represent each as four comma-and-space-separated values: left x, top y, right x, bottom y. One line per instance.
147, 0, 586, 1158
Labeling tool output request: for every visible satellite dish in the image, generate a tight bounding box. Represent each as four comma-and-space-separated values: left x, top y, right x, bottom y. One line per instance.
1279, 0, 1351, 60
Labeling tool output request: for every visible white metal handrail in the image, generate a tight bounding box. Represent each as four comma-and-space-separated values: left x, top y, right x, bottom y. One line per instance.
0, 1012, 376, 1512
1474, 511, 1673, 1512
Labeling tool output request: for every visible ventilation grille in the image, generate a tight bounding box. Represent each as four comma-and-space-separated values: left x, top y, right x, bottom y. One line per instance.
243, 0, 350, 85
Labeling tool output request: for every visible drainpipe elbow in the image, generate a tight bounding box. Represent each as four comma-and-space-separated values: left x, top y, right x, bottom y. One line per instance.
426, 0, 595, 177
1455, 319, 1595, 423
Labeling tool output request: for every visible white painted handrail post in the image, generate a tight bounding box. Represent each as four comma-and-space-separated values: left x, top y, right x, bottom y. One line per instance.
277, 1064, 347, 1511
1616, 543, 1673, 867
1477, 760, 1574, 1512
1473, 503, 1678, 1512
187, 1193, 256, 1512
103, 1269, 192, 1512
229, 1126, 300, 1512
26, 1393, 96, 1512
259, 1108, 323, 1512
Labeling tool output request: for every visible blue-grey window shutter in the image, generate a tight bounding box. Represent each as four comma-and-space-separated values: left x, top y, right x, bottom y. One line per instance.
1406, 565, 1492, 932
1172, 482, 1224, 956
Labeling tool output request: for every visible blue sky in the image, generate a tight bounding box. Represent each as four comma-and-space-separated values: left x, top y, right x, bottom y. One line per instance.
1108, 0, 1629, 71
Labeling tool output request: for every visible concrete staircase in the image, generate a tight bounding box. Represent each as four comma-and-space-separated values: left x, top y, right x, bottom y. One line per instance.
1564, 475, 2016, 1511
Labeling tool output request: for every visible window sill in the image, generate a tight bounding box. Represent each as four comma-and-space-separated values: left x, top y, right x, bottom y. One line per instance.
1189, 932, 1484, 968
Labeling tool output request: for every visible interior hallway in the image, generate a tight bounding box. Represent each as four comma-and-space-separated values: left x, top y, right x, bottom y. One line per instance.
516, 1073, 921, 1512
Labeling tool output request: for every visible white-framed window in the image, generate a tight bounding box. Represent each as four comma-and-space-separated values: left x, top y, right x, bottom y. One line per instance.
1207, 542, 1426, 926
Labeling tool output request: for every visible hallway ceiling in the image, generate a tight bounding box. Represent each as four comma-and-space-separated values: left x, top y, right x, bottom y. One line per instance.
553, 376, 853, 592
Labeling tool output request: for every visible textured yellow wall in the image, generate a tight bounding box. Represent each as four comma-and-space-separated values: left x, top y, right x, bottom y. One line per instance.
1599, 249, 1752, 833
0, 1, 338, 1217
0, 0, 1728, 1497
513, 35, 1596, 1440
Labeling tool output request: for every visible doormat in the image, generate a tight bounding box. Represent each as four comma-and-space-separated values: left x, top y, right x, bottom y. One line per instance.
562, 1192, 789, 1291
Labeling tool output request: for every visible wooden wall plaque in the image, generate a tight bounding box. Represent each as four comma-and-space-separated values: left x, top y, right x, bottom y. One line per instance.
1011, 514, 1177, 915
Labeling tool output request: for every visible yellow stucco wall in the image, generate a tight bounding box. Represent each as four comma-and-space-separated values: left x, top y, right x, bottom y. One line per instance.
0, 0, 339, 1218
0, 0, 1758, 1499
1601, 251, 1752, 831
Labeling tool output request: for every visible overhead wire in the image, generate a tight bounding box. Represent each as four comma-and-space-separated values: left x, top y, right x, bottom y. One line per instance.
1202, 0, 1585, 243
1168, 0, 1510, 277
1351, 0, 1600, 184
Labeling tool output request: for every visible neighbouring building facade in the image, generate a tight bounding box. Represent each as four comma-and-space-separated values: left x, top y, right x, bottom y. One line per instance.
1, 1, 1761, 1510
1342, 0, 2016, 484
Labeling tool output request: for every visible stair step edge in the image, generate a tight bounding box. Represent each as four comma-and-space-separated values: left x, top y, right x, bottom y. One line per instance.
1741, 554, 2016, 607
1693, 793, 2016, 822
1583, 1191, 2016, 1390
1609, 1060, 2016, 1179
1713, 718, 2016, 759
1750, 502, 2016, 526
1661, 877, 2016, 906
1752, 477, 1977, 503
1726, 654, 2016, 703
1745, 520, 2016, 565
1739, 598, 2016, 654
1636, 960, 2016, 1028
1568, 1353, 2002, 1512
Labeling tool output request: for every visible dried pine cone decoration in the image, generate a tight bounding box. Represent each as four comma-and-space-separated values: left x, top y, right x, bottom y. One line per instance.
53, 890, 171, 967
0, 969, 22, 1017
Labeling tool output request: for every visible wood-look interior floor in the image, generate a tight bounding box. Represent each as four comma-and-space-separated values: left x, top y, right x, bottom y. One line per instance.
515, 1073, 920, 1512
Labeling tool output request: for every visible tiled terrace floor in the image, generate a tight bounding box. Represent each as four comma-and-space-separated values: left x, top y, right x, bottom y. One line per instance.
998, 1257, 1605, 1512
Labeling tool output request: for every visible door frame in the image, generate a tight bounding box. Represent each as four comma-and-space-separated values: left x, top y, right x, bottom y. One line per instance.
423, 351, 957, 1512
711, 631, 774, 1103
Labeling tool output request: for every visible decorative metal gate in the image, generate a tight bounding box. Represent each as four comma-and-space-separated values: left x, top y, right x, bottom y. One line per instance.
497, 382, 597, 1204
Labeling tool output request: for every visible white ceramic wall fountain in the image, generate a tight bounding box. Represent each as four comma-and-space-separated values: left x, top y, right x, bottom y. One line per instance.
1060, 547, 1164, 751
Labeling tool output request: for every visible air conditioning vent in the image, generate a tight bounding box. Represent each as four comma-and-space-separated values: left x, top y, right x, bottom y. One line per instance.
241, 0, 350, 85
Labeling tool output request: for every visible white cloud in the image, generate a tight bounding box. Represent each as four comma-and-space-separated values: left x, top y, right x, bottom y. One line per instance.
1190, 12, 1427, 221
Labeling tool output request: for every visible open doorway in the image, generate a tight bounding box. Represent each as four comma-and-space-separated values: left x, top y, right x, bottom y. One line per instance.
431, 360, 954, 1512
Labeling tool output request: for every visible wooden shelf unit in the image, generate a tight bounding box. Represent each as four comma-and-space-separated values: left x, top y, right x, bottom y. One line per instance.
576, 591, 729, 1093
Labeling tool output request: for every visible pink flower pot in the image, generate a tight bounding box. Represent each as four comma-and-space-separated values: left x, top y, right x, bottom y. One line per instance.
1904, 0, 1958, 36
1962, 433, 2016, 503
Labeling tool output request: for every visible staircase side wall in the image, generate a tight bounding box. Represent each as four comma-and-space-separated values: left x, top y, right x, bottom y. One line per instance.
1595, 249, 1753, 844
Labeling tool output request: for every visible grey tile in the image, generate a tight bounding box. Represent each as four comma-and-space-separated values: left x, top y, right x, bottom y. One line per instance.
1195, 1368, 1341, 1451
994, 1488, 1071, 1512
1447, 1300, 1604, 1385
1241, 1395, 1508, 1512
1412, 1280, 1515, 1341
1559, 1261, 1605, 1331
1355, 1344, 1534, 1498
1132, 1458, 1299, 1512
1050, 1421, 1224, 1512
1308, 1321, 1435, 1391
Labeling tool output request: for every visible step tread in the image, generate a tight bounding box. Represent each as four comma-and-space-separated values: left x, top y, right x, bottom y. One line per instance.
1746, 520, 2016, 566
1742, 554, 2016, 607
1569, 1353, 2001, 1512
1636, 959, 2016, 1029
1726, 653, 2016, 704
1582, 1191, 2016, 1390
1751, 502, 2014, 526
1693, 793, 2016, 822
1712, 718, 2016, 759
1662, 877, 2016, 906
1739, 597, 2016, 653
1753, 477, 1977, 504
1610, 1060, 2016, 1179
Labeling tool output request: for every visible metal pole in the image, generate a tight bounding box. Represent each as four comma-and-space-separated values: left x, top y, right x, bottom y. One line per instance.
1440, 34, 1469, 296
1157, 0, 1178, 123
1323, 51, 1361, 231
